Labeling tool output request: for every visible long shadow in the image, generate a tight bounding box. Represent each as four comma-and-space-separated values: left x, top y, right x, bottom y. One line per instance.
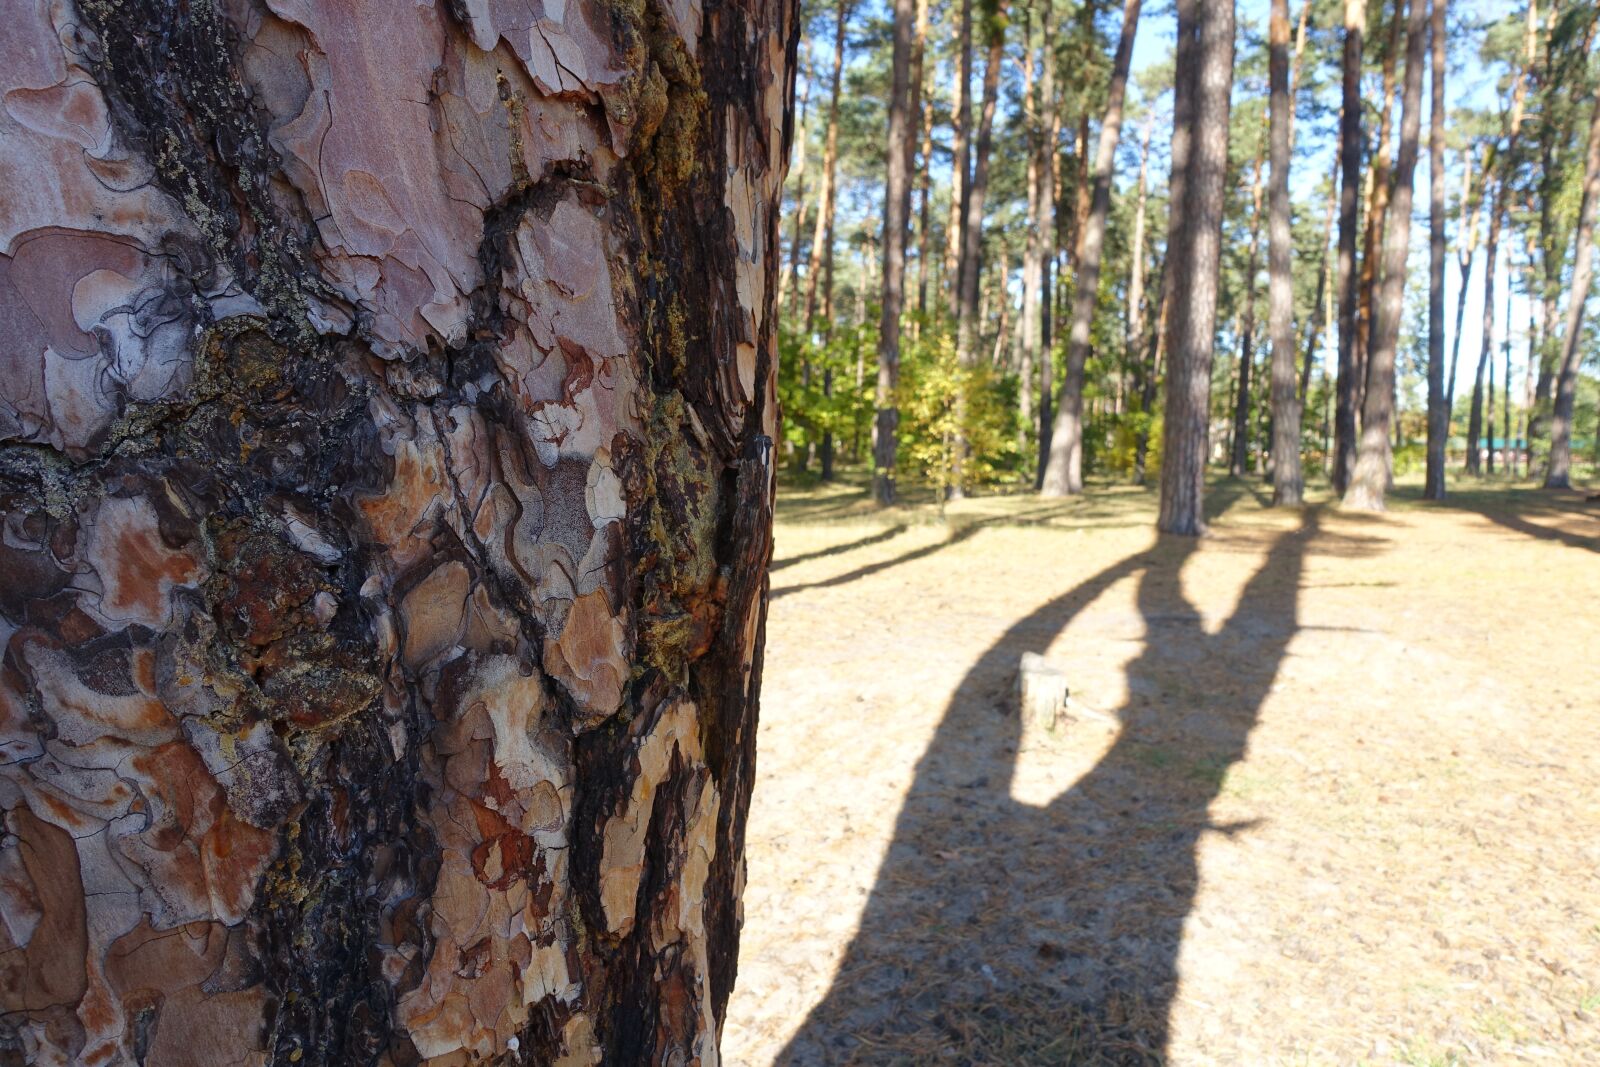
778, 512, 1335, 1065
769, 503, 1081, 601
1417, 488, 1600, 553
771, 525, 910, 572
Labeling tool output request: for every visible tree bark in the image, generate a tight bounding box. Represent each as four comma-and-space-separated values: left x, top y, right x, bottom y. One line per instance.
914, 0, 935, 318
0, 0, 795, 1063
1158, 0, 1235, 536
1333, 0, 1367, 494
1425, 0, 1449, 499
1353, 0, 1406, 420
1546, 89, 1600, 488
876, 0, 918, 504
1041, 0, 1143, 496
1347, 0, 1427, 509
946, 0, 974, 306
1268, 0, 1303, 505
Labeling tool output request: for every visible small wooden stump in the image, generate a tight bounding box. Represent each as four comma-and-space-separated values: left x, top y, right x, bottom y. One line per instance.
1016, 652, 1070, 729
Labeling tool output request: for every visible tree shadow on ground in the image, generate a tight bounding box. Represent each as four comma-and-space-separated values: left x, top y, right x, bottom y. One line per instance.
1396, 485, 1599, 553
769, 502, 1084, 601
777, 510, 1370, 1065
771, 526, 911, 573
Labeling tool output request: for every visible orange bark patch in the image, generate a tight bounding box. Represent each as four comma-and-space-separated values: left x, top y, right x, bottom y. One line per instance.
542, 588, 626, 727
84, 496, 201, 627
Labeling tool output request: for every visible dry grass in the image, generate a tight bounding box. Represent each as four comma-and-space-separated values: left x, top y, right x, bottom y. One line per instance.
722, 471, 1600, 1066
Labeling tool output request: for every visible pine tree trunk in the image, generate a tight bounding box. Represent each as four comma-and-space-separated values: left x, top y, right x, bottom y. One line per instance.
1353, 0, 1406, 421
0, 2, 795, 1063
1268, 0, 1303, 506
1447, 148, 1483, 411
1425, 0, 1450, 499
913, 0, 934, 319
1546, 89, 1600, 488
1158, 0, 1235, 536
1487, 354, 1497, 473
1333, 0, 1367, 495
1035, 10, 1061, 487
1020, 11, 1042, 459
876, 0, 918, 505
1301, 157, 1339, 410
782, 39, 814, 316
1126, 111, 1156, 486
1347, 0, 1427, 510
946, 0, 974, 305
1040, 0, 1142, 497
1127, 115, 1155, 383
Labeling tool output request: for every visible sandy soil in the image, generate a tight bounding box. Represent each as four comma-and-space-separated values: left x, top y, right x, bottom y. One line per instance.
721, 476, 1600, 1066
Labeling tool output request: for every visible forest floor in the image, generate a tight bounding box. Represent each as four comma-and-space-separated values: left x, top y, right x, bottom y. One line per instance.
721, 470, 1600, 1067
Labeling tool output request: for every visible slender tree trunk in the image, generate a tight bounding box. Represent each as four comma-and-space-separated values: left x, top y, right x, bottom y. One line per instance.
1529, 138, 1561, 451
956, 9, 1007, 364
1231, 153, 1267, 477
1159, 0, 1235, 536
1041, 0, 1143, 496
1470, 0, 1538, 473
1353, 0, 1406, 419
876, 0, 917, 505
1503, 287, 1513, 476
1547, 89, 1600, 488
783, 39, 814, 316
1301, 158, 1339, 409
1135, 262, 1169, 485
1036, 9, 1061, 486
1127, 114, 1156, 391
946, 0, 973, 305
1020, 9, 1042, 460
1425, 0, 1449, 499
1347, 0, 1426, 509
1447, 147, 1483, 410
804, 0, 852, 333
1522, 254, 1539, 476
1478, 351, 1491, 473
952, 4, 1008, 496
0, 0, 795, 1062
1333, 0, 1367, 494
1269, 0, 1303, 505
1468, 180, 1504, 476
915, 0, 935, 319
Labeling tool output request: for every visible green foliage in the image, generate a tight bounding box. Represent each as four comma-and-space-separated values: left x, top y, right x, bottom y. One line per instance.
897, 324, 1020, 495
1392, 441, 1428, 478
777, 318, 876, 469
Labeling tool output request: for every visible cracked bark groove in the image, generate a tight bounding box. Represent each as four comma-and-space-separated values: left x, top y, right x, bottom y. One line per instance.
0, 0, 797, 1063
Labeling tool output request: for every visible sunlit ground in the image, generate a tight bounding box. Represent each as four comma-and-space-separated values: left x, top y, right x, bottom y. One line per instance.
723, 469, 1600, 1066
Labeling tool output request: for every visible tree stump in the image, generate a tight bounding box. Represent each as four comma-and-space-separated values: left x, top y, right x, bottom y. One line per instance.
1016, 652, 1071, 728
